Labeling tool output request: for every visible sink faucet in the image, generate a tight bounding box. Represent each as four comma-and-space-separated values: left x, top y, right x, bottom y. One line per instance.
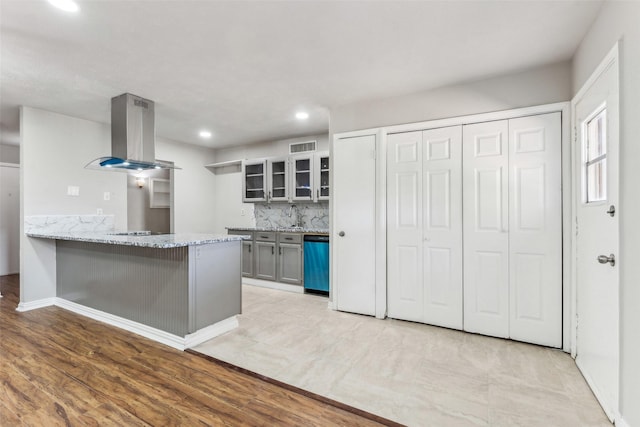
288, 204, 302, 228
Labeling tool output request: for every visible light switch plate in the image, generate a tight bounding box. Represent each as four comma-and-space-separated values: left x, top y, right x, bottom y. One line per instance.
67, 186, 80, 196
104, 192, 110, 201
96, 208, 103, 215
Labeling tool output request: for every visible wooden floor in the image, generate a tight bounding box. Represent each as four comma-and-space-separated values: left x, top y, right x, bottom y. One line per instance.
0, 275, 390, 426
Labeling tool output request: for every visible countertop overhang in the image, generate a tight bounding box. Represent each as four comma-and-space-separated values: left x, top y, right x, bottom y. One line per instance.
26, 231, 245, 249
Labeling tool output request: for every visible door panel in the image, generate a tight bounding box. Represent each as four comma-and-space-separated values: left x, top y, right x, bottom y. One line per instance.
387, 131, 423, 321
278, 243, 302, 285
574, 57, 619, 420
508, 113, 562, 347
464, 120, 509, 338
387, 127, 462, 329
242, 241, 253, 277
255, 242, 276, 281
423, 126, 462, 329
333, 134, 376, 316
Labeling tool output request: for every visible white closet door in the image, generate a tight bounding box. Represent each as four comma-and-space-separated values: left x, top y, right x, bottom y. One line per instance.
387, 126, 462, 329
422, 126, 463, 329
463, 120, 509, 338
508, 113, 562, 347
333, 134, 376, 316
387, 131, 424, 322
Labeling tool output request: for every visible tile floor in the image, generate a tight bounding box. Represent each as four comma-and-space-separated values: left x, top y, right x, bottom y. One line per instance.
193, 285, 611, 427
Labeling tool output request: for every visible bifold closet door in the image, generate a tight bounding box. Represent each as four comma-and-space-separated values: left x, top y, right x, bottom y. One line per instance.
463, 120, 510, 338
508, 113, 562, 347
387, 126, 462, 329
463, 114, 562, 346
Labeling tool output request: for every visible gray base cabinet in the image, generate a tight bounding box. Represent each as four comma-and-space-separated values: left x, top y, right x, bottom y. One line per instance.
241, 240, 254, 277
278, 241, 303, 285
228, 230, 255, 278
228, 229, 304, 286
255, 240, 276, 280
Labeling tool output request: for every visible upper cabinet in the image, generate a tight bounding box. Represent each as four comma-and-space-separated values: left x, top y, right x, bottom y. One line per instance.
243, 151, 329, 203
291, 155, 314, 202
242, 159, 267, 202
267, 157, 289, 202
315, 152, 330, 201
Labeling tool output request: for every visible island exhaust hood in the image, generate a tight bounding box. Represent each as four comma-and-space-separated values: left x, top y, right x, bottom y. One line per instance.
86, 93, 180, 171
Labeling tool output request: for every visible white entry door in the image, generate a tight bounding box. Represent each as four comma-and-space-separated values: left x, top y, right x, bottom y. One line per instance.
463, 120, 510, 338
332, 134, 377, 316
387, 126, 462, 329
574, 51, 619, 421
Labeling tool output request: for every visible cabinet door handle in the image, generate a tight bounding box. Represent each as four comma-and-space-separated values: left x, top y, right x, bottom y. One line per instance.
248, 245, 251, 253
317, 189, 319, 199
285, 237, 293, 240
279, 247, 282, 255
271, 246, 274, 255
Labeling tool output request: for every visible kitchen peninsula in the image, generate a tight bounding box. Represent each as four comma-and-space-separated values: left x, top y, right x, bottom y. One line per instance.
26, 229, 245, 350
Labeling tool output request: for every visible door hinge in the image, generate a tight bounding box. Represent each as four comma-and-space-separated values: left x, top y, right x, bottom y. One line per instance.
573, 126, 577, 144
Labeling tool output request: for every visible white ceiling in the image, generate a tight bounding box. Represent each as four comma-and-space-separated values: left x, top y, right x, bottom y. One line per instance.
0, 0, 602, 149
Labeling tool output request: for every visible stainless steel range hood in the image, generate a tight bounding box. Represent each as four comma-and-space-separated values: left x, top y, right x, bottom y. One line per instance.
86, 93, 179, 171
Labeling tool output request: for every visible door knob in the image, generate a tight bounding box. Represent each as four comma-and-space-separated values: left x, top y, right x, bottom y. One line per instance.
606, 205, 616, 217
338, 231, 345, 237
597, 254, 615, 267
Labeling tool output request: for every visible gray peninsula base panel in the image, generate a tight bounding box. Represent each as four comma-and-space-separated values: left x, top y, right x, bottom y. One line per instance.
56, 240, 241, 337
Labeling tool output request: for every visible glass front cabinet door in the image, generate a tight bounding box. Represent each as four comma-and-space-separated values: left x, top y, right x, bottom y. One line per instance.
315, 152, 329, 201
267, 157, 289, 202
243, 159, 267, 202
291, 155, 314, 201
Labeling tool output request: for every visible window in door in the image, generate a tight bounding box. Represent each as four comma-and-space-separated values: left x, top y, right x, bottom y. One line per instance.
583, 108, 607, 203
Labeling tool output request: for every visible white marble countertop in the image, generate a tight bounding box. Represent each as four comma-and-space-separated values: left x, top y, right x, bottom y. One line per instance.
227, 226, 329, 234
26, 231, 244, 249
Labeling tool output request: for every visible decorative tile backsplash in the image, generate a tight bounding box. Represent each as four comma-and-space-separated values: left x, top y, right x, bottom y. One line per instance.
254, 202, 328, 229
25, 215, 115, 234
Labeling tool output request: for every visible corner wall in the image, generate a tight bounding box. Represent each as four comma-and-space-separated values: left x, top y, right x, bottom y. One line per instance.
155, 138, 217, 233
20, 107, 127, 303
571, 2, 640, 426
330, 61, 572, 134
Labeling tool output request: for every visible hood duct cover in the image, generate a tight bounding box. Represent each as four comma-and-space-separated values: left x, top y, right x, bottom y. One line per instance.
86, 93, 180, 171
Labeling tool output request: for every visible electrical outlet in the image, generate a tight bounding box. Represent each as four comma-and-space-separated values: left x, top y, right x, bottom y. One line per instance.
104, 192, 110, 201
240, 208, 246, 216
97, 208, 103, 215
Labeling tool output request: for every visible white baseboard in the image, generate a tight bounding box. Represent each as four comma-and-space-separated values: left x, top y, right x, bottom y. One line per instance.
616, 416, 630, 427
243, 277, 304, 294
575, 357, 619, 423
54, 298, 237, 351
16, 297, 56, 312
184, 317, 238, 348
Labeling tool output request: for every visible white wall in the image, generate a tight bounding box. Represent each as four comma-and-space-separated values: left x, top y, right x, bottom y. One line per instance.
20, 107, 127, 303
572, 3, 640, 426
330, 61, 571, 134
156, 138, 217, 233
212, 134, 329, 234
0, 164, 20, 275
0, 144, 20, 164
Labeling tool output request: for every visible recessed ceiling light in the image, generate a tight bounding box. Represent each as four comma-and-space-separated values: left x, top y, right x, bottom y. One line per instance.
295, 112, 309, 120
48, 0, 79, 13
199, 130, 212, 139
